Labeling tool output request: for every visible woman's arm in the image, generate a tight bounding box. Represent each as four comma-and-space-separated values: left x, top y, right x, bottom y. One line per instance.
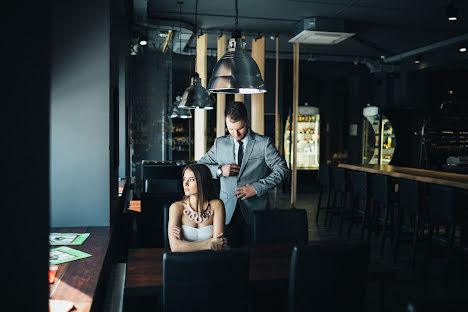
211, 199, 226, 238
168, 202, 222, 252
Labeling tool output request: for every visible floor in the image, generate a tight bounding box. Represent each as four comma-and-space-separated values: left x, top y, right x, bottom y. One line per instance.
123, 190, 468, 312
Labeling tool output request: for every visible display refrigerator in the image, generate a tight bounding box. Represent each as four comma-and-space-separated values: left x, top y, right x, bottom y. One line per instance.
284, 106, 320, 170
362, 106, 396, 165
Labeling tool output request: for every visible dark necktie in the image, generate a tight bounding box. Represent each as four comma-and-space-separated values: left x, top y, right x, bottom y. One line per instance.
237, 140, 243, 166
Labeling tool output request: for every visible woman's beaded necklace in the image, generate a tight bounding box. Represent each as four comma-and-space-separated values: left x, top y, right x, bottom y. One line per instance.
183, 200, 213, 224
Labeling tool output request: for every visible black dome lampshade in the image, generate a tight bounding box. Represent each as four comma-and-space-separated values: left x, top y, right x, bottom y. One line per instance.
171, 96, 192, 118
208, 29, 266, 94
178, 72, 213, 110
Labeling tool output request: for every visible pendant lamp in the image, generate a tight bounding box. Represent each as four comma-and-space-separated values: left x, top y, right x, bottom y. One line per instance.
171, 96, 192, 118
178, 0, 213, 109
207, 0, 266, 94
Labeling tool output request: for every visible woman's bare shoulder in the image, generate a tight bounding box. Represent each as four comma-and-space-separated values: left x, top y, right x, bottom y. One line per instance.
170, 200, 185, 211
209, 198, 224, 211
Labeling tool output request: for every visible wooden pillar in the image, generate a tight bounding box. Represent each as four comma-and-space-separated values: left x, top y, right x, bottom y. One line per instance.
194, 34, 207, 160
274, 36, 279, 209
216, 34, 227, 138
291, 42, 299, 207
251, 37, 265, 135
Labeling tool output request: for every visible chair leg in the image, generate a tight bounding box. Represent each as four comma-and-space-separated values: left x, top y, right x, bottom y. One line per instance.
366, 201, 377, 241
392, 207, 404, 264
347, 196, 358, 239
424, 224, 434, 274
379, 203, 390, 256
360, 198, 369, 241
339, 191, 347, 235
324, 188, 333, 227
446, 223, 456, 280
410, 215, 420, 272
315, 189, 323, 223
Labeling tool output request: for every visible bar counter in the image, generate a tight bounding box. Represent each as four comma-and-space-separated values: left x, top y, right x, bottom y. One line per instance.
338, 164, 468, 190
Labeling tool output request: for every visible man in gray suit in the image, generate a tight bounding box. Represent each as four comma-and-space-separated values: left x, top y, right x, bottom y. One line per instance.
198, 101, 289, 246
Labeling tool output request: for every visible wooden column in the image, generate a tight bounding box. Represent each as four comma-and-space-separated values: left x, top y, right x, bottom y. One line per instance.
216, 34, 227, 138
274, 36, 279, 208
291, 43, 299, 207
251, 37, 265, 134
194, 34, 207, 160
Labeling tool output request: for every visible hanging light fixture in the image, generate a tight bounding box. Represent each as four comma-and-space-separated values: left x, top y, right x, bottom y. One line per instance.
207, 0, 266, 94
171, 96, 192, 119
178, 0, 213, 109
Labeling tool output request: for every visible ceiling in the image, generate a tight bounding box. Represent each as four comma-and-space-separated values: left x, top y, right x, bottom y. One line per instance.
131, 0, 468, 68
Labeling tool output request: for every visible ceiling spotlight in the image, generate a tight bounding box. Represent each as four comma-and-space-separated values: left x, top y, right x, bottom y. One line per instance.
414, 59, 421, 64
139, 34, 148, 46
446, 4, 458, 21
158, 32, 168, 38
460, 47, 467, 52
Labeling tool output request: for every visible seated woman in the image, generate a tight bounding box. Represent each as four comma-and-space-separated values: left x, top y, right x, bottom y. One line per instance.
168, 163, 227, 252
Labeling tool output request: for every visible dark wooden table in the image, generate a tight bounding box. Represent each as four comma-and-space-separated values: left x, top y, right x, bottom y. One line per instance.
49, 226, 110, 311
338, 164, 468, 190
125, 243, 296, 296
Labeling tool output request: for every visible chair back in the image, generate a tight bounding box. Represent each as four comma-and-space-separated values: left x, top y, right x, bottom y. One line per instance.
288, 242, 369, 312
398, 179, 420, 215
428, 184, 454, 225
332, 167, 347, 192
318, 164, 330, 189
252, 209, 308, 244
351, 171, 367, 199
163, 248, 249, 312
369, 173, 389, 205
145, 179, 183, 196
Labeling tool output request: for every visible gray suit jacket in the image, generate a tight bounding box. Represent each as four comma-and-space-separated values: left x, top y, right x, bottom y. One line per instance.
198, 130, 289, 224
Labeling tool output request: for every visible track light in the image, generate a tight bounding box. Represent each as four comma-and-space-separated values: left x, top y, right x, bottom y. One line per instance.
460, 47, 467, 52
139, 34, 148, 46
446, 4, 458, 21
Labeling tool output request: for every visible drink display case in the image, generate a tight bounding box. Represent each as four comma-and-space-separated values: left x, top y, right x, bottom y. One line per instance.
362, 106, 396, 165
284, 106, 320, 170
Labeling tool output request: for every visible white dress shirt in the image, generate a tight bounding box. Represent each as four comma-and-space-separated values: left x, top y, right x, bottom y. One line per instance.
234, 130, 249, 165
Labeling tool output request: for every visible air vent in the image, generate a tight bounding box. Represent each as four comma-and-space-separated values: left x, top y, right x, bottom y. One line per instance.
289, 17, 355, 45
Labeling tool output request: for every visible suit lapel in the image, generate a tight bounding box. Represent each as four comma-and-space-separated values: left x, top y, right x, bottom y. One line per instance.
238, 130, 256, 177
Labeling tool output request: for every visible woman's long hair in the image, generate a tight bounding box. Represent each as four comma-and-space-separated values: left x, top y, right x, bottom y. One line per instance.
182, 164, 216, 216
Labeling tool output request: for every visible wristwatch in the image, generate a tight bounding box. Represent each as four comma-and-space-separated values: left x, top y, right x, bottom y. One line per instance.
216, 165, 223, 178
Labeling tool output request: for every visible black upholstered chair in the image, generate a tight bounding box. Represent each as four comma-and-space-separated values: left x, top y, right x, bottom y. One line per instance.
288, 242, 370, 312
252, 209, 308, 244
162, 248, 250, 312
145, 179, 183, 196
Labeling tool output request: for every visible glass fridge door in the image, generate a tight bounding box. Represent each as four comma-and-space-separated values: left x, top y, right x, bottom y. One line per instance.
380, 118, 396, 165
284, 112, 320, 170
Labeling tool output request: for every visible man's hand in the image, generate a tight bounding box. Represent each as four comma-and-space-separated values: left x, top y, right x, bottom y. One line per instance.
235, 184, 257, 200
221, 164, 240, 176
171, 225, 182, 240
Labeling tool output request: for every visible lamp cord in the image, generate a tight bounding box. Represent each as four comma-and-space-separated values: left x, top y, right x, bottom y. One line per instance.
235, 0, 239, 28
195, 0, 198, 36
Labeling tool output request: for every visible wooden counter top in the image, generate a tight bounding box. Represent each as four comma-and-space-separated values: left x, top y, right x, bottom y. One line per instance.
338, 164, 468, 190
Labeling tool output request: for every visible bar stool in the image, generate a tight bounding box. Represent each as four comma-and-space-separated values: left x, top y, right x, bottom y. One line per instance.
392, 179, 423, 269
315, 164, 331, 224
368, 173, 394, 255
424, 184, 459, 278
345, 171, 369, 240
325, 167, 348, 231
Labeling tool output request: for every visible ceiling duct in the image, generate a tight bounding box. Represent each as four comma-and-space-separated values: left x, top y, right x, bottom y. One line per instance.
289, 17, 355, 45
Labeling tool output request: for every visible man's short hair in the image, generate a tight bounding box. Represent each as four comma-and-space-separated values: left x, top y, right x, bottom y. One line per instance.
225, 101, 248, 122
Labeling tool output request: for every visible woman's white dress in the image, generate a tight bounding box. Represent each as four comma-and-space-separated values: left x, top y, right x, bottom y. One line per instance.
181, 225, 213, 242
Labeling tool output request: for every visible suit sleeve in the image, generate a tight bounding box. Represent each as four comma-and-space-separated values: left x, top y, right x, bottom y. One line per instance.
197, 138, 220, 179
251, 137, 290, 196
